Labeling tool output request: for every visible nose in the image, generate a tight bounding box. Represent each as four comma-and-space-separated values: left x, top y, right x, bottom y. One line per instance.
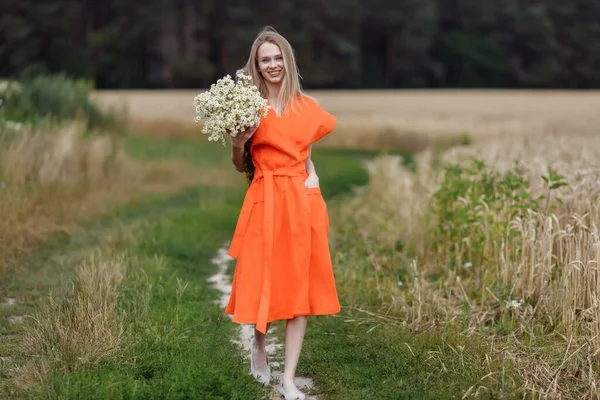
269, 59, 277, 68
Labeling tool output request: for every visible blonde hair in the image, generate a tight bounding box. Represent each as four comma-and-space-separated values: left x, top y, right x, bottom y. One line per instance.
244, 26, 308, 116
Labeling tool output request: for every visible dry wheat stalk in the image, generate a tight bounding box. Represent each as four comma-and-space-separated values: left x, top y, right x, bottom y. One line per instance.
333, 130, 600, 397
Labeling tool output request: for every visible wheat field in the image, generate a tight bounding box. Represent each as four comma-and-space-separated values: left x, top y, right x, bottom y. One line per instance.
94, 89, 600, 150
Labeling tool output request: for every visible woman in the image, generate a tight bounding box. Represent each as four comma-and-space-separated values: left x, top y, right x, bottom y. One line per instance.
224, 26, 340, 400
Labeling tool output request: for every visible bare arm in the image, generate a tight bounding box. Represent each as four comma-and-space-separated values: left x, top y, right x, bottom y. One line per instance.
231, 144, 246, 172
304, 145, 319, 188
228, 125, 258, 172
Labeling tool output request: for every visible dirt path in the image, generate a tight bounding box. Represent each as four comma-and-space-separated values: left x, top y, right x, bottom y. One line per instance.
209, 245, 318, 400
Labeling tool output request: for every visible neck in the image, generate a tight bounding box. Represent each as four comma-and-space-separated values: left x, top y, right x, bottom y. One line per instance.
265, 81, 281, 105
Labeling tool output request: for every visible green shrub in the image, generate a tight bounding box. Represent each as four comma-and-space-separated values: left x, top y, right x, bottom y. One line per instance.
429, 159, 567, 272
0, 74, 122, 133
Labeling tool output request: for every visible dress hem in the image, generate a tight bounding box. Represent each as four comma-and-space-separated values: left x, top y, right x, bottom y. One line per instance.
226, 308, 341, 325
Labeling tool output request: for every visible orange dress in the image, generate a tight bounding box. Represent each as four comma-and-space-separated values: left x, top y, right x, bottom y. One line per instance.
225, 95, 340, 334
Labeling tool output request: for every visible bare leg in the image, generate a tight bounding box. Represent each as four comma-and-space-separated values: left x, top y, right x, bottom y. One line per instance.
282, 316, 308, 396
252, 323, 270, 371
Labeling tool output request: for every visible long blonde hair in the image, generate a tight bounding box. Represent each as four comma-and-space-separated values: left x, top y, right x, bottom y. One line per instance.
245, 26, 307, 116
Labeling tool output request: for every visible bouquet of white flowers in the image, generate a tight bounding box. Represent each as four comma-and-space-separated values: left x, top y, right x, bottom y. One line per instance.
193, 70, 270, 145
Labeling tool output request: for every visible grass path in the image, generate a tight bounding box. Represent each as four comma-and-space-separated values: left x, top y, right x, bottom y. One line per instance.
0, 136, 383, 399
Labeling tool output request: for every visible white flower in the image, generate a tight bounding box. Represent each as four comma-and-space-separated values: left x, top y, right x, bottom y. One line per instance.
193, 70, 270, 146
4, 121, 24, 133
505, 299, 524, 310
0, 80, 22, 96
1, 120, 25, 135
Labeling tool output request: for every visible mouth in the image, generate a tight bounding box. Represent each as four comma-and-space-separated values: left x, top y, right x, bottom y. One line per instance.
267, 70, 282, 78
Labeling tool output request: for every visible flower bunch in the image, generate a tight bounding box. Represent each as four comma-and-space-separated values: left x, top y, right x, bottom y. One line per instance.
193, 70, 269, 145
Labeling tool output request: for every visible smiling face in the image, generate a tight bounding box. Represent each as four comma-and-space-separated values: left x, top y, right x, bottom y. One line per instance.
257, 42, 285, 85
245, 28, 303, 116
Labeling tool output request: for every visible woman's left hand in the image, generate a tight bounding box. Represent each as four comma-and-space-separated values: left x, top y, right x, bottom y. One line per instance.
304, 173, 319, 188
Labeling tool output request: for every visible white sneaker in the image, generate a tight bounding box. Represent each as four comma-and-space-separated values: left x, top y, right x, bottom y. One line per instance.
250, 338, 271, 385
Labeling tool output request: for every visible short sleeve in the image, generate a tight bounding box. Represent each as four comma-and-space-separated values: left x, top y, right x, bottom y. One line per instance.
313, 109, 337, 143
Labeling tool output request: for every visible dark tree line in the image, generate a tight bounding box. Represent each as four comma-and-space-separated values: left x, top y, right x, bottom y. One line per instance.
1, 0, 599, 89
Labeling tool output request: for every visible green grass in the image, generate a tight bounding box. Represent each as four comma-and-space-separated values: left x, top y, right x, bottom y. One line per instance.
39, 189, 270, 400
312, 147, 412, 199
298, 317, 518, 400
123, 135, 229, 167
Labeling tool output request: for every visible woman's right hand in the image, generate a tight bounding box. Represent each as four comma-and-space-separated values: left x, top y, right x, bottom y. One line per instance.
228, 124, 259, 148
